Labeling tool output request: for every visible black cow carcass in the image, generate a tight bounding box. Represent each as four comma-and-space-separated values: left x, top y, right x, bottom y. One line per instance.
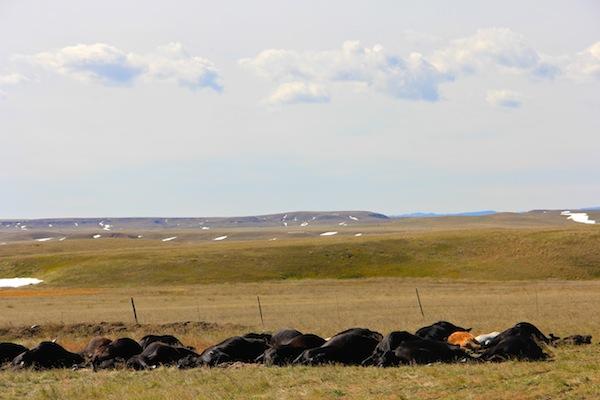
293, 328, 382, 366
485, 322, 550, 348
481, 335, 549, 361
179, 334, 270, 368
362, 331, 420, 367
13, 341, 84, 370
91, 337, 142, 370
126, 342, 199, 370
416, 321, 471, 342
0, 342, 28, 365
138, 334, 186, 349
393, 338, 469, 365
262, 333, 326, 366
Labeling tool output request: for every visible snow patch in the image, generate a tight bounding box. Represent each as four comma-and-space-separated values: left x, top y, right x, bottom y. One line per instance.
201, 226, 210, 230
35, 237, 53, 242
348, 215, 359, 221
320, 231, 338, 236
213, 235, 228, 241
354, 233, 363, 237
0, 278, 43, 288
59, 237, 67, 241
300, 222, 309, 227
92, 234, 102, 239
561, 211, 596, 224
162, 236, 177, 242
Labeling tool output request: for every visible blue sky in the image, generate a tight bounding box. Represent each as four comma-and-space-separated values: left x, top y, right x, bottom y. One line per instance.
1, 0, 599, 218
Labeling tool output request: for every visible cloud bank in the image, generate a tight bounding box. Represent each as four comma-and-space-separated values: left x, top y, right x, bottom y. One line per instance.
432, 28, 560, 79
241, 41, 452, 105
242, 29, 599, 105
26, 42, 222, 91
2, 30, 599, 103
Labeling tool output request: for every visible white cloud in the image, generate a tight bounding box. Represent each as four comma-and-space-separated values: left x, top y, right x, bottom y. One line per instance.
266, 81, 329, 105
0, 72, 30, 99
31, 43, 143, 85
142, 43, 222, 91
486, 89, 522, 108
241, 29, 600, 106
241, 40, 452, 104
26, 42, 222, 91
567, 41, 600, 80
432, 28, 559, 79
0, 73, 29, 85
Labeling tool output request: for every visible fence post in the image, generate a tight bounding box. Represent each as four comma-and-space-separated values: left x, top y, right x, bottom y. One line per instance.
415, 288, 425, 318
256, 296, 265, 328
130, 297, 139, 325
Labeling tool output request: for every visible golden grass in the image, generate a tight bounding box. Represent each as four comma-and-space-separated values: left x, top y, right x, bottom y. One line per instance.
0, 347, 598, 400
0, 279, 599, 399
1, 227, 600, 287
2, 278, 599, 347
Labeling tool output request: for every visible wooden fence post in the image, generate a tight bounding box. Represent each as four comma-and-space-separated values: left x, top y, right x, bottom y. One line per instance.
257, 296, 265, 328
415, 288, 425, 318
130, 297, 139, 325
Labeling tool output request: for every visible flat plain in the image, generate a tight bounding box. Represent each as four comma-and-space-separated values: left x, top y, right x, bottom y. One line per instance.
1, 212, 599, 399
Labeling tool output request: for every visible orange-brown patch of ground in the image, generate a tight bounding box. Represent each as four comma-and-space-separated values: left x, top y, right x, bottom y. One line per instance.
0, 288, 101, 298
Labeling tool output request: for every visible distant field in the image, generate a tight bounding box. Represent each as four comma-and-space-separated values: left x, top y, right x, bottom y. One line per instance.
1, 226, 599, 287
1, 279, 599, 399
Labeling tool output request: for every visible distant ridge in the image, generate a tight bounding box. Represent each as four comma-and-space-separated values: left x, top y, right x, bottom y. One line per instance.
581, 206, 600, 211
392, 210, 497, 218
0, 211, 389, 230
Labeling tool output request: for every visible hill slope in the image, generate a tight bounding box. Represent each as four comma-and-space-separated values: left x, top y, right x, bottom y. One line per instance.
1, 227, 599, 287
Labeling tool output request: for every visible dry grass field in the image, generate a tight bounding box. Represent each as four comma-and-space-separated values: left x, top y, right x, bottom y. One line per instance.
1, 220, 600, 399
1, 279, 599, 399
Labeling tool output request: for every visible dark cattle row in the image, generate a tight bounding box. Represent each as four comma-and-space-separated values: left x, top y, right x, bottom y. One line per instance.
0, 322, 593, 371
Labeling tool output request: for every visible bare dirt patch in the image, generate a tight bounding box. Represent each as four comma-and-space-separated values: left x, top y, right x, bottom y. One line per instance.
0, 320, 246, 341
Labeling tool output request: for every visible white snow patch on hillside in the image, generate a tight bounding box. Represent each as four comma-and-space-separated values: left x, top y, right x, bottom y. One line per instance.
561, 211, 596, 224
0, 278, 43, 288
320, 231, 338, 236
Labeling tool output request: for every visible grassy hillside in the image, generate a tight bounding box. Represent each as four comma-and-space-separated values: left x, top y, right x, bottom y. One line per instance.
1, 227, 599, 287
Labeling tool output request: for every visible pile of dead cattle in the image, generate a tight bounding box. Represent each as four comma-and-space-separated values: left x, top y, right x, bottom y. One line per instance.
0, 321, 593, 371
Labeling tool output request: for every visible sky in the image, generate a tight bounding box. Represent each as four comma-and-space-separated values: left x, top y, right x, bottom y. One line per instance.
1, 0, 599, 218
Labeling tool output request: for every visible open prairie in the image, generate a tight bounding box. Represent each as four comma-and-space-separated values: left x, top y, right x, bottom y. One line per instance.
1, 216, 599, 399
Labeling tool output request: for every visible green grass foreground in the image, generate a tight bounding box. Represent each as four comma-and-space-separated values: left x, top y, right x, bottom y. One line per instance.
1, 346, 599, 400
1, 227, 600, 287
